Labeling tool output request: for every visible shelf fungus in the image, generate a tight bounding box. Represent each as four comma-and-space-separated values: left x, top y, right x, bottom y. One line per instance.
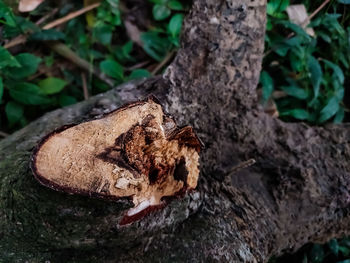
31, 97, 201, 225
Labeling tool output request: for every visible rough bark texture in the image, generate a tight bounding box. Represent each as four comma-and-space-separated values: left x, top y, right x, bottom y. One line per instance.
1, 0, 350, 262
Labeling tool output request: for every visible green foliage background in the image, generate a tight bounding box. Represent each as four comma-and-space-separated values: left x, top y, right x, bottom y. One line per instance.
261, 0, 350, 124
0, 0, 350, 262
0, 0, 187, 133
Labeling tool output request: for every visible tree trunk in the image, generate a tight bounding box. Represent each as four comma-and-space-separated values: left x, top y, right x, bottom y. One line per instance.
1, 0, 350, 262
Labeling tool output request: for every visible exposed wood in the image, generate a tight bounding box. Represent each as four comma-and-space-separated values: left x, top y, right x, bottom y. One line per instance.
31, 97, 200, 225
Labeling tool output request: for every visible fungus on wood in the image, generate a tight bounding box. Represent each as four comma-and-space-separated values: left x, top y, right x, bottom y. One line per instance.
31, 97, 201, 225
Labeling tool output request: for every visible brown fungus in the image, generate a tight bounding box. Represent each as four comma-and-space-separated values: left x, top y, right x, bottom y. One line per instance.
31, 97, 201, 225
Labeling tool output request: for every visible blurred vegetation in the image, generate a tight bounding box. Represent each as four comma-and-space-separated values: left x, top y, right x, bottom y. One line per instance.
261, 0, 350, 124
264, 0, 350, 262
0, 0, 350, 262
0, 0, 188, 134
271, 238, 350, 263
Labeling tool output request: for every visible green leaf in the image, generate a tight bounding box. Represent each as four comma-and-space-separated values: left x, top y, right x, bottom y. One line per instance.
309, 244, 324, 263
9, 82, 51, 105
328, 239, 339, 256
3, 16, 37, 39
267, 0, 279, 15
321, 14, 344, 35
337, 0, 350, 4
59, 94, 77, 107
168, 14, 184, 37
44, 54, 55, 67
339, 246, 350, 257
280, 86, 309, 100
307, 56, 323, 99
317, 31, 331, 43
128, 69, 152, 80
114, 41, 134, 63
5, 101, 24, 125
339, 55, 349, 69
0, 1, 16, 27
153, 4, 171, 21
123, 41, 133, 54
106, 0, 120, 10
106, 0, 122, 25
93, 79, 110, 92
266, 19, 273, 31
93, 23, 113, 45
0, 46, 20, 69
96, 1, 121, 26
319, 97, 340, 123
274, 45, 290, 56
302, 254, 308, 263
6, 53, 41, 79
277, 21, 311, 40
284, 35, 303, 47
38, 77, 67, 95
0, 77, 3, 104
100, 59, 124, 80
278, 0, 289, 12
322, 59, 344, 84
29, 29, 65, 41
267, 0, 289, 16
169, 36, 180, 47
280, 109, 309, 120
167, 0, 184, 10
335, 87, 344, 101
260, 71, 274, 102
333, 107, 345, 123
290, 53, 304, 72
141, 32, 171, 61
2, 23, 21, 39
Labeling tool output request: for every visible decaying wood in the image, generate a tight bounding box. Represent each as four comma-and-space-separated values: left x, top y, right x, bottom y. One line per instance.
1, 0, 349, 262
31, 97, 200, 225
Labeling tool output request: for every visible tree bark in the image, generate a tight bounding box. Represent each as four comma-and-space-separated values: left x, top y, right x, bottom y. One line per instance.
1, 0, 350, 262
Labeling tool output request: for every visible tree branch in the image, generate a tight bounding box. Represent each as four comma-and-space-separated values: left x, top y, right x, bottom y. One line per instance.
1, 0, 350, 262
